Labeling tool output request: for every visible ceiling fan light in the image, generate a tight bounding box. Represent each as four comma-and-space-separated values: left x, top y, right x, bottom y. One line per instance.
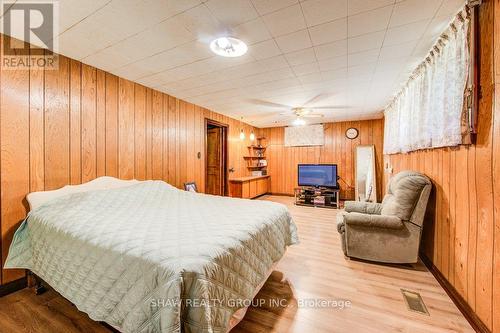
293, 118, 306, 126
210, 37, 248, 57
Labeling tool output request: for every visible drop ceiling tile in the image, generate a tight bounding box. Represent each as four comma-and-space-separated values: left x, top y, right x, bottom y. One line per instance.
309, 18, 347, 45
232, 18, 273, 44
292, 62, 320, 76
379, 40, 417, 60
284, 48, 317, 66
321, 67, 348, 81
436, 0, 465, 17
301, 0, 348, 27
262, 4, 306, 37
348, 48, 380, 67
275, 29, 312, 53
170, 4, 223, 41
250, 55, 291, 73
25, 0, 463, 127
372, 69, 400, 83
314, 39, 347, 60
247, 39, 282, 60
62, 0, 200, 52
83, 49, 133, 72
205, 0, 258, 26
424, 15, 453, 40
83, 18, 195, 70
297, 72, 324, 84
251, 78, 301, 93
404, 56, 422, 71
111, 64, 156, 81
347, 30, 385, 54
347, 62, 376, 78
57, 8, 128, 59
412, 40, 433, 58
376, 57, 407, 72
389, 0, 441, 28
159, 85, 185, 96
137, 57, 221, 86
347, 0, 395, 16
58, 0, 111, 33
129, 41, 213, 77
347, 5, 392, 37
183, 81, 233, 97
318, 55, 347, 71
384, 20, 430, 46
244, 67, 296, 85
251, 0, 298, 15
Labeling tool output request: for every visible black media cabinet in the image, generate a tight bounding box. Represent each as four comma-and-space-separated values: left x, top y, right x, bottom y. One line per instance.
293, 187, 340, 209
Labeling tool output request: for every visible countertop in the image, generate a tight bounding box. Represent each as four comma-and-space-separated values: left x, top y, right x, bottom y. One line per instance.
229, 175, 270, 182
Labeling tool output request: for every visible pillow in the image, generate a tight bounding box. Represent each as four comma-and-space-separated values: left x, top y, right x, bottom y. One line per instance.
27, 176, 143, 210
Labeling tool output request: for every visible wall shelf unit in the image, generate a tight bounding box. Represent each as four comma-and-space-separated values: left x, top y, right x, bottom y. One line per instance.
245, 137, 267, 174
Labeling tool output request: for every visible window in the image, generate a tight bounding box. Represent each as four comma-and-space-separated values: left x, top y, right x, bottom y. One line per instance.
383, 6, 475, 154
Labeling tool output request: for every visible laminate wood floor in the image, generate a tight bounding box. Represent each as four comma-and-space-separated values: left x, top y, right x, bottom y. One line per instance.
0, 196, 473, 333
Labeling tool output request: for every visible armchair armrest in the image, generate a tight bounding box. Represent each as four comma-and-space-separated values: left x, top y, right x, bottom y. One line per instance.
344, 212, 403, 229
344, 201, 382, 215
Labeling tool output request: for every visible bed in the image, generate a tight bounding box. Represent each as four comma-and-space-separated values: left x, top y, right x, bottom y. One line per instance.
4, 177, 298, 333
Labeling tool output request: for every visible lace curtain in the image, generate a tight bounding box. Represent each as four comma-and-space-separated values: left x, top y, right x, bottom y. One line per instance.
383, 8, 470, 154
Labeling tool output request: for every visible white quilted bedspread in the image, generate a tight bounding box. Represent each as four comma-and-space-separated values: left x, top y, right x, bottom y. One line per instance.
4, 181, 298, 333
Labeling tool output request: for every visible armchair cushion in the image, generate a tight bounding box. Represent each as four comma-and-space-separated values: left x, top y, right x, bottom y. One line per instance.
344, 201, 382, 215
344, 212, 404, 229
380, 171, 432, 221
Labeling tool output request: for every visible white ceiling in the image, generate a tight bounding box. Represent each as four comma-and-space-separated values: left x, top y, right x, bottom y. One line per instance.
3, 0, 465, 127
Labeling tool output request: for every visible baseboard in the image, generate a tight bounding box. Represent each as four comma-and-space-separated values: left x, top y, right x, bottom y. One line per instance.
419, 253, 490, 333
267, 192, 294, 197
0, 276, 27, 297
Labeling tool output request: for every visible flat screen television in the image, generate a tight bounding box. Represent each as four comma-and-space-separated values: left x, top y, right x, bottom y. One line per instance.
298, 164, 338, 188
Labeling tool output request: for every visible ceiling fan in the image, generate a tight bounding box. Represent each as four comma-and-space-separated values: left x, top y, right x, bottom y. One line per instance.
247, 93, 349, 125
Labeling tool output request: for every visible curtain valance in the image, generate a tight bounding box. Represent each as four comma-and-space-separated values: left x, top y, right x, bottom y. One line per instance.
383, 7, 470, 154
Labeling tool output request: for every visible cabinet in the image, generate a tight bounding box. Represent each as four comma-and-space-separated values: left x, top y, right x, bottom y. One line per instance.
229, 175, 269, 199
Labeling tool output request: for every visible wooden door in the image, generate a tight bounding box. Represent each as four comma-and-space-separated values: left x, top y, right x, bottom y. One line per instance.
206, 127, 223, 195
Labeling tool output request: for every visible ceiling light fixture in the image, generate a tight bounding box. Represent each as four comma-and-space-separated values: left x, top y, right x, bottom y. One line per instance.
210, 37, 248, 57
239, 129, 246, 140
293, 118, 306, 126
249, 131, 255, 141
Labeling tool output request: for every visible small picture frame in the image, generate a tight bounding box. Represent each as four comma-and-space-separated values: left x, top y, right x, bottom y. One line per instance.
184, 182, 198, 193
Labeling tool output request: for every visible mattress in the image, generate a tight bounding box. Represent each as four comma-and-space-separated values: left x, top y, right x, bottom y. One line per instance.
4, 180, 298, 333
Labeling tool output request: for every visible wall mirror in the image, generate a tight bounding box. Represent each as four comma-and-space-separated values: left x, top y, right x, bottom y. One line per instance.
355, 145, 377, 202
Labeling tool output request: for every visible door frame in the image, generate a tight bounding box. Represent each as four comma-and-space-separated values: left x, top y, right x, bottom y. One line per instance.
204, 118, 229, 195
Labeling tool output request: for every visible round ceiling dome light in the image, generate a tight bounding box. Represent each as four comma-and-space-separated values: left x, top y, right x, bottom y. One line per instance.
210, 37, 248, 57
293, 118, 306, 126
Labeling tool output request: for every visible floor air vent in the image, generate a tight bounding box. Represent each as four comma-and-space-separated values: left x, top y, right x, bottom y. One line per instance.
401, 289, 429, 315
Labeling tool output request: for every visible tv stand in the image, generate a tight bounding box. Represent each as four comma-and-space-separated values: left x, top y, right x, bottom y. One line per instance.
294, 187, 340, 209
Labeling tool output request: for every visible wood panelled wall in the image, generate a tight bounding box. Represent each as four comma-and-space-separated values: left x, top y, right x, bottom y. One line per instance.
0, 35, 257, 285
385, 1, 499, 331
260, 119, 384, 200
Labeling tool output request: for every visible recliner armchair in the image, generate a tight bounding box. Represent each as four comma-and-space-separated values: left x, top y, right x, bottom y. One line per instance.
337, 171, 432, 264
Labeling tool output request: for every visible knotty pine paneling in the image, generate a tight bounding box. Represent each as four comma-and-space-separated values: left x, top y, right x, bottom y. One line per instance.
0, 34, 258, 285
385, 2, 500, 331
0, 36, 30, 284
261, 119, 384, 200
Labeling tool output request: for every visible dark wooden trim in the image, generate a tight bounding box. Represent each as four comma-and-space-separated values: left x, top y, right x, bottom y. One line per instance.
470, 2, 479, 138
419, 253, 490, 333
204, 118, 229, 196
268, 192, 294, 197
0, 276, 27, 297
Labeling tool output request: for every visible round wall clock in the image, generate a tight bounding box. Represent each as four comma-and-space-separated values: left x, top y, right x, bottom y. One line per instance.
345, 127, 359, 140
